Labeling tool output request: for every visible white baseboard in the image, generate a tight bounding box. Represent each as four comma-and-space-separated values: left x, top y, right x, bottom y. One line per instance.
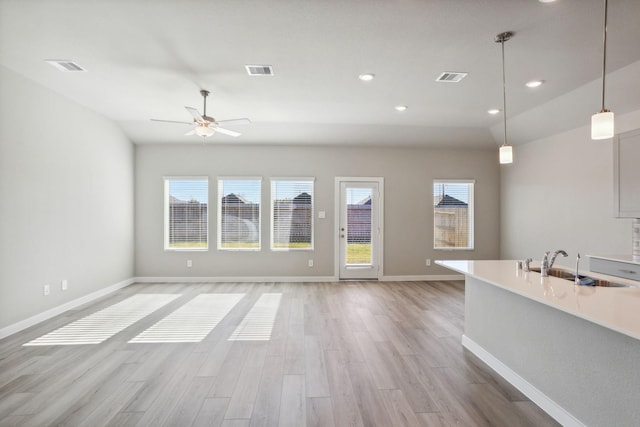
380, 274, 464, 281
0, 278, 135, 340
461, 335, 585, 427
134, 276, 339, 283
135, 275, 464, 283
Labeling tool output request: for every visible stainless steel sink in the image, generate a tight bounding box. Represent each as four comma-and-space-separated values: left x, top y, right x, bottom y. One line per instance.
528, 267, 629, 287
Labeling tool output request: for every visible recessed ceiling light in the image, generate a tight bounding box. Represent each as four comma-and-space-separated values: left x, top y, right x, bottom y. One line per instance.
488, 109, 501, 115
539, 0, 557, 3
394, 105, 408, 112
358, 73, 375, 82
526, 80, 544, 88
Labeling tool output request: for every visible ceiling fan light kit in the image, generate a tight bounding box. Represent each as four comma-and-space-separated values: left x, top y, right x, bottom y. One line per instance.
195, 125, 215, 137
151, 89, 249, 139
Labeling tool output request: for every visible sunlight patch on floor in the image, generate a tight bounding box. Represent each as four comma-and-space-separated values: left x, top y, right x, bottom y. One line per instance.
129, 293, 245, 343
23, 294, 181, 346
228, 293, 282, 341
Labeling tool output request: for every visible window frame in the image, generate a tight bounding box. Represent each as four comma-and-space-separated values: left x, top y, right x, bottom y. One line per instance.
217, 176, 262, 251
270, 177, 315, 251
433, 179, 475, 251
163, 176, 209, 252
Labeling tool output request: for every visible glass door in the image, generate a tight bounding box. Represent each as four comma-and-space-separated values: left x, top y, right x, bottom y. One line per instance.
338, 180, 381, 280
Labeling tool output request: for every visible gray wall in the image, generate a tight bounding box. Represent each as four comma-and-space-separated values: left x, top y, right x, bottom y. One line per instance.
500, 109, 640, 268
0, 66, 135, 330
135, 144, 500, 278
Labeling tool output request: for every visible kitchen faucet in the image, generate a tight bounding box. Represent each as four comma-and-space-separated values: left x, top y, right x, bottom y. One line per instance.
541, 249, 568, 276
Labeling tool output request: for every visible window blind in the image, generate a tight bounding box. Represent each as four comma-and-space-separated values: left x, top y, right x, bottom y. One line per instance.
218, 178, 261, 250
271, 178, 314, 250
433, 180, 474, 250
164, 177, 208, 250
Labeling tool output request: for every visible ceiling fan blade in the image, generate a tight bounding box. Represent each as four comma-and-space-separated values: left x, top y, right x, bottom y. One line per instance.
185, 107, 206, 124
216, 118, 251, 126
150, 118, 193, 125
184, 129, 196, 136
214, 127, 241, 137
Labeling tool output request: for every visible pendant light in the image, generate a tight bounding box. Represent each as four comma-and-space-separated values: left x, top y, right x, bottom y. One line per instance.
591, 0, 614, 140
496, 31, 514, 164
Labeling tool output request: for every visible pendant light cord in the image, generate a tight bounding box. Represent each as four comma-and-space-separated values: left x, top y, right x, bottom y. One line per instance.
501, 37, 508, 147
600, 0, 608, 112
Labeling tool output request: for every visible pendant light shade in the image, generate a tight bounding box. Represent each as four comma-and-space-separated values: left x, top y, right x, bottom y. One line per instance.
495, 31, 514, 164
591, 110, 614, 139
591, 0, 614, 140
499, 145, 513, 164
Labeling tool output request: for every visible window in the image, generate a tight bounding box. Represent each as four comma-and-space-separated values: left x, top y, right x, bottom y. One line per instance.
271, 178, 314, 250
433, 180, 474, 250
164, 177, 208, 250
218, 177, 261, 250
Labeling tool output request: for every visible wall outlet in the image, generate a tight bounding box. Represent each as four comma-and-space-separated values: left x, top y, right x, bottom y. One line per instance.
425, 259, 431, 266
61, 279, 68, 291
43, 284, 50, 296
187, 260, 193, 268
318, 211, 326, 219
308, 259, 314, 267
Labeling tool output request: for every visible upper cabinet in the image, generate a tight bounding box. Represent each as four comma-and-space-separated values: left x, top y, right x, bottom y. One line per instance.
614, 129, 640, 218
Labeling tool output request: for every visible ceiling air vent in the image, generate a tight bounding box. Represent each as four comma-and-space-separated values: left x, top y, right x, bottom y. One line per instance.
245, 65, 274, 76
435, 72, 468, 83
46, 60, 87, 72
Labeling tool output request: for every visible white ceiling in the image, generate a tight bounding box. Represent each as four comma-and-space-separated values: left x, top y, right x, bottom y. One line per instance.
2, 0, 640, 148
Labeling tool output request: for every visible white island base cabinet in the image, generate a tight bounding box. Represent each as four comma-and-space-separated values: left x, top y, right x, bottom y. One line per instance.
464, 275, 640, 427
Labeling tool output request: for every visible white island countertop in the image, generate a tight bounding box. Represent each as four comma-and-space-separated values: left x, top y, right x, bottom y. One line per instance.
436, 260, 640, 341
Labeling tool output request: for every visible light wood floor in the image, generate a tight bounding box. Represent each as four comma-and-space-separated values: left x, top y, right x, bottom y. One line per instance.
0, 281, 560, 427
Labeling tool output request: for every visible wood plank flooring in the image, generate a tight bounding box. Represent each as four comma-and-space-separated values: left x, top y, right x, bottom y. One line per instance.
0, 281, 560, 427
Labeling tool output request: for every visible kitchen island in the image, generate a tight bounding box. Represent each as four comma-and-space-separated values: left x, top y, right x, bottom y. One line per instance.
437, 260, 640, 427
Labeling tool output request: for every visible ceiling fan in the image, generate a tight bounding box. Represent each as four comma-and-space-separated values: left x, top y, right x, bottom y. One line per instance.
151, 90, 250, 138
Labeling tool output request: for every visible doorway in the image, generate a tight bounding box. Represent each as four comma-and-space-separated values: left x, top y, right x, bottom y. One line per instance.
335, 178, 383, 280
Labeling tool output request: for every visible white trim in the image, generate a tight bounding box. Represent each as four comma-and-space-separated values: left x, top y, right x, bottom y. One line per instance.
137, 275, 462, 283
270, 178, 315, 251
433, 179, 475, 250
269, 177, 316, 182
381, 274, 464, 281
163, 175, 209, 180
216, 175, 263, 181
135, 276, 339, 283
163, 248, 209, 252
217, 177, 262, 251
461, 335, 585, 427
164, 177, 209, 251
432, 178, 476, 184
335, 177, 385, 280
0, 278, 135, 340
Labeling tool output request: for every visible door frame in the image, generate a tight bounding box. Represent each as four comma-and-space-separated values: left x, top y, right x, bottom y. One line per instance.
334, 177, 384, 280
